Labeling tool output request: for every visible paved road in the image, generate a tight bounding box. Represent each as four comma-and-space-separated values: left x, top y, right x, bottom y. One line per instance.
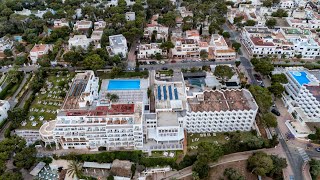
161, 147, 286, 180
0, 65, 38, 73
140, 61, 235, 70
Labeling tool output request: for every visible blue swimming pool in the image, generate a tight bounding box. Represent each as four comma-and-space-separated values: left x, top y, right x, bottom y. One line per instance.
289, 71, 310, 86
108, 80, 140, 90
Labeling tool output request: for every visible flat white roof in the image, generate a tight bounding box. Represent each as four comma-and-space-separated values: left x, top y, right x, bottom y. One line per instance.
83, 162, 112, 169
30, 162, 46, 176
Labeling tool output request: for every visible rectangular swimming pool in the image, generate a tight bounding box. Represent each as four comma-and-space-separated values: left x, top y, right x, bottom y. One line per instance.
289, 71, 310, 86
107, 79, 140, 90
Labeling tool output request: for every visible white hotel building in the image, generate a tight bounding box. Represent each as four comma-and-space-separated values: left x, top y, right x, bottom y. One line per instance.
39, 71, 146, 150
184, 89, 258, 133
281, 67, 320, 123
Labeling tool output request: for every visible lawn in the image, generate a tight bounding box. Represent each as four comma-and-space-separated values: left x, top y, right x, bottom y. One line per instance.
187, 132, 257, 153
19, 71, 74, 129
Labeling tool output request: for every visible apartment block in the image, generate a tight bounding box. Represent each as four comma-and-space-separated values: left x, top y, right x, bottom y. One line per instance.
184, 89, 258, 133
0, 100, 10, 123
281, 67, 320, 123
137, 43, 166, 59
39, 71, 146, 150
209, 34, 236, 60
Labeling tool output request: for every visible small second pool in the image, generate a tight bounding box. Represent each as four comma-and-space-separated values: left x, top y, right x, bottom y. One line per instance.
108, 79, 140, 90
289, 71, 310, 86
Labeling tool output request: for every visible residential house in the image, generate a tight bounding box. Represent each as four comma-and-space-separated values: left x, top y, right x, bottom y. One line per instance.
53, 19, 69, 29
0, 37, 13, 52
209, 34, 236, 60
29, 44, 52, 64
137, 43, 166, 59
68, 35, 92, 50
125, 12, 136, 21
106, 34, 128, 58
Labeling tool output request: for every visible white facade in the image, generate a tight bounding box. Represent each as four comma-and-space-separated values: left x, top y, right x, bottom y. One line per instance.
0, 100, 10, 123
107, 34, 128, 58
137, 43, 166, 59
125, 12, 135, 21
0, 37, 13, 52
144, 15, 169, 41
94, 20, 106, 30
53, 19, 69, 28
184, 89, 258, 133
281, 67, 320, 123
74, 20, 93, 31
210, 34, 236, 60
68, 35, 92, 50
279, 0, 295, 8
15, 130, 40, 145
39, 71, 145, 150
29, 44, 51, 64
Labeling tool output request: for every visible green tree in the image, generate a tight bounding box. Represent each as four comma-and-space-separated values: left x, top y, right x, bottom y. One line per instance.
110, 67, 122, 78
200, 50, 208, 60
160, 41, 174, 56
269, 155, 287, 177
251, 57, 274, 76
262, 0, 273, 7
0, 171, 23, 180
4, 49, 12, 57
222, 32, 231, 38
262, 112, 278, 127
15, 43, 25, 52
67, 160, 82, 178
158, 11, 177, 27
107, 175, 114, 180
83, 54, 105, 71
197, 142, 223, 162
272, 9, 288, 17
235, 61, 241, 67
271, 74, 288, 84
245, 20, 256, 26
268, 83, 285, 97
224, 168, 245, 180
232, 42, 241, 52
192, 159, 209, 179
13, 146, 37, 169
214, 65, 234, 81
266, 18, 277, 29
14, 56, 27, 65
310, 159, 320, 179
6, 68, 20, 84
63, 51, 82, 66
249, 85, 273, 113
247, 151, 274, 176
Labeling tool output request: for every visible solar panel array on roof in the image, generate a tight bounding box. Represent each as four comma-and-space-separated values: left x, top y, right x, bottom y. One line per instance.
169, 85, 173, 100
158, 86, 161, 100
174, 88, 178, 99
163, 86, 167, 100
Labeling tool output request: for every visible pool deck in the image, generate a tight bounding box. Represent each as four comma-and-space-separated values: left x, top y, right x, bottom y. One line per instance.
289, 71, 311, 86
99, 79, 149, 104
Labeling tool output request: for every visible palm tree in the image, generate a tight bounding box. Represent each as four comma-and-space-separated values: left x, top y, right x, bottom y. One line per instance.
110, 94, 119, 102
67, 160, 82, 178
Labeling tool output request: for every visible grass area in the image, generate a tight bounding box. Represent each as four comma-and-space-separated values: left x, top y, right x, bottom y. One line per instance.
97, 71, 149, 79
158, 70, 173, 76
19, 72, 74, 129
187, 132, 256, 152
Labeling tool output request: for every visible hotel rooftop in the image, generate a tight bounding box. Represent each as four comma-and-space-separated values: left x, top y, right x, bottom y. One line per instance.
188, 89, 258, 112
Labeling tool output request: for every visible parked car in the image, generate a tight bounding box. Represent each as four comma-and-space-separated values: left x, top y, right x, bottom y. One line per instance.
162, 67, 168, 70
315, 147, 320, 152
271, 109, 281, 116
254, 74, 263, 82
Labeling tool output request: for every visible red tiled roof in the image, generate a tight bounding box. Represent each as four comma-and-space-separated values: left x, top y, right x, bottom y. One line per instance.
250, 37, 275, 46
65, 104, 135, 116
30, 44, 47, 53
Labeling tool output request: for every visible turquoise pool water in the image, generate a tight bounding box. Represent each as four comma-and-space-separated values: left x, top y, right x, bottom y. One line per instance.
289, 71, 310, 86
108, 79, 140, 90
